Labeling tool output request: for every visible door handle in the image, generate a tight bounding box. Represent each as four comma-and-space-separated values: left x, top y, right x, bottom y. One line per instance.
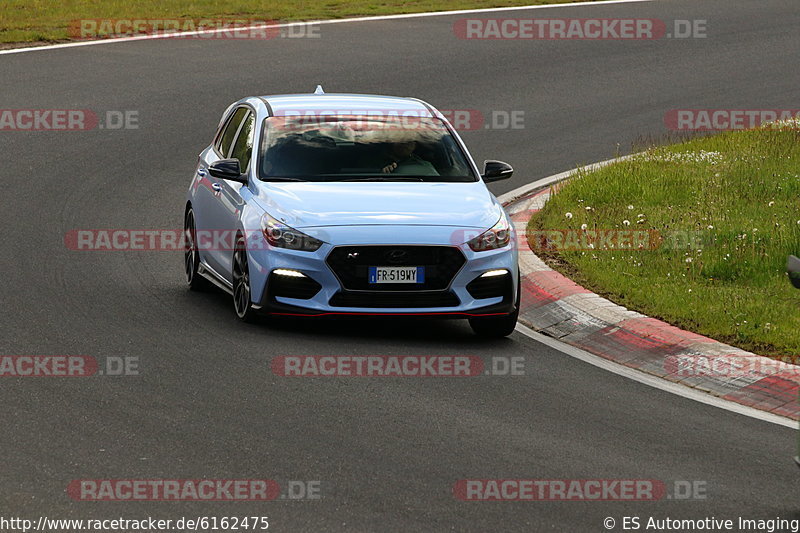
197, 168, 207, 176
211, 183, 222, 192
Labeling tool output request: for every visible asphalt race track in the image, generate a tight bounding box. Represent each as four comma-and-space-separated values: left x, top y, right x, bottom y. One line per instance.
1, 0, 798, 530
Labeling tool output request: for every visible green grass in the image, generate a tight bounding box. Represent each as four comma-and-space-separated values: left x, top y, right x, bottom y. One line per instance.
0, 0, 599, 44
528, 125, 800, 359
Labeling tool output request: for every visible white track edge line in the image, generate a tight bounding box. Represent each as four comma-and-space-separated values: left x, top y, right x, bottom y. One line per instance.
515, 324, 795, 429
498, 154, 634, 205
505, 158, 796, 429
0, 0, 654, 56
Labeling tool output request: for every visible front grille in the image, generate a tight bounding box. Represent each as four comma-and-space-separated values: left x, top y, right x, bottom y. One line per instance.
268, 272, 322, 300
466, 272, 512, 300
329, 290, 460, 308
326, 246, 466, 291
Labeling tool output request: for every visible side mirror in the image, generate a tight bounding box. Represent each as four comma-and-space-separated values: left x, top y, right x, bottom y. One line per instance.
482, 160, 513, 182
208, 159, 247, 184
788, 255, 800, 289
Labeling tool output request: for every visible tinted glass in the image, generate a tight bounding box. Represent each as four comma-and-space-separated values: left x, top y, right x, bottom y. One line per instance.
216, 107, 248, 157
230, 112, 254, 170
258, 115, 476, 182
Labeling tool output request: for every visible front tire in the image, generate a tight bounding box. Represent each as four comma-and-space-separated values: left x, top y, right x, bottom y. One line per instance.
468, 276, 520, 338
232, 238, 258, 322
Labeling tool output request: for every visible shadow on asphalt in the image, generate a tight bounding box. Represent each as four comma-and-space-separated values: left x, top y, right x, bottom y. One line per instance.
178, 283, 516, 347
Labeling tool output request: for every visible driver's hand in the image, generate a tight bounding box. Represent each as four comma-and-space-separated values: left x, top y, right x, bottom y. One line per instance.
381, 162, 398, 173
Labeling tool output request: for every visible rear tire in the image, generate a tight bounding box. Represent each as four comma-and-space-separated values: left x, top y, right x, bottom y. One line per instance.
184, 209, 212, 291
468, 275, 520, 338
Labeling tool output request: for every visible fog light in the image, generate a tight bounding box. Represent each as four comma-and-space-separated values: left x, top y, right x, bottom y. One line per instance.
273, 268, 306, 278
467, 269, 512, 300
480, 269, 509, 278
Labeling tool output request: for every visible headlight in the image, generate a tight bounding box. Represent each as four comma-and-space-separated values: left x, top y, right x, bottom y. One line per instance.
261, 213, 323, 251
467, 216, 511, 252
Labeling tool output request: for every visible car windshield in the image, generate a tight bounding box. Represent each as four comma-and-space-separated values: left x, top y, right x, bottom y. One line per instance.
258, 114, 477, 182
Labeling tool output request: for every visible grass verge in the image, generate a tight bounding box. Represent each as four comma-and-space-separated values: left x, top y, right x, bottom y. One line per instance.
0, 0, 599, 45
528, 125, 800, 359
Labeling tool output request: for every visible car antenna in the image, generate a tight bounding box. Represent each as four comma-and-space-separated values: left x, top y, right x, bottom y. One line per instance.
314, 85, 325, 95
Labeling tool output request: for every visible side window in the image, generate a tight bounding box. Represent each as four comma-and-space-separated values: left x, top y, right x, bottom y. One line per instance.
215, 107, 248, 157
230, 112, 255, 171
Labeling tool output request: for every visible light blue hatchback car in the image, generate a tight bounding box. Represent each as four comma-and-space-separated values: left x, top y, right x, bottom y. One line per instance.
184, 87, 519, 336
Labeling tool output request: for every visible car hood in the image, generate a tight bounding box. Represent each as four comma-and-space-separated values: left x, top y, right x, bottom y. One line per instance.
251, 181, 503, 229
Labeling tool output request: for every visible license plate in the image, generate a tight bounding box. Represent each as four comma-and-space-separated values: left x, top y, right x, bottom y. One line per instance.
368, 266, 425, 284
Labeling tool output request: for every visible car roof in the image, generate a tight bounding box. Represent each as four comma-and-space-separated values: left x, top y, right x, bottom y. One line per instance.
259, 92, 434, 117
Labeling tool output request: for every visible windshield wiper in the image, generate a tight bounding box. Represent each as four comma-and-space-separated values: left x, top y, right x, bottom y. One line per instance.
260, 177, 308, 182
339, 176, 424, 182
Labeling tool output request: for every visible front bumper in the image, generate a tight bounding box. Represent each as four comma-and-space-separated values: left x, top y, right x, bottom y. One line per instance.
246, 225, 518, 316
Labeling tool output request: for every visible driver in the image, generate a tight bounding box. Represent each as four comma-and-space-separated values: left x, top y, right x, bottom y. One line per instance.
364, 141, 439, 176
